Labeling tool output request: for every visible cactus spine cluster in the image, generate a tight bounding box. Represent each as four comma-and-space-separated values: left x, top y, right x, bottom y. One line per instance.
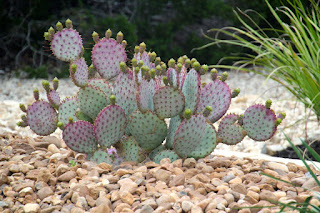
18, 19, 286, 164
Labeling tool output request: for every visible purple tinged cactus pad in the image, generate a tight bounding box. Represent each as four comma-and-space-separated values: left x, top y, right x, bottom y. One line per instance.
70, 57, 88, 87
217, 114, 246, 145
92, 38, 126, 80
90, 149, 113, 164
88, 78, 113, 97
153, 86, 185, 118
51, 29, 82, 62
173, 114, 207, 158
78, 85, 108, 120
167, 68, 178, 88
117, 136, 146, 163
27, 100, 58, 136
242, 104, 277, 141
153, 150, 179, 164
179, 65, 188, 89
128, 110, 167, 151
198, 80, 231, 123
137, 78, 156, 112
63, 121, 97, 154
181, 69, 201, 112
94, 105, 127, 148
47, 89, 60, 108
58, 97, 78, 125
165, 115, 182, 149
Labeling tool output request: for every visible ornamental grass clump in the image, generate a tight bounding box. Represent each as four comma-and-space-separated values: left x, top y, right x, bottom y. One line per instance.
17, 19, 285, 165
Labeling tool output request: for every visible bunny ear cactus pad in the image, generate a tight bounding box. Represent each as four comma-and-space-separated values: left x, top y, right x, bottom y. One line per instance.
51, 28, 82, 62
153, 86, 185, 118
27, 101, 58, 136
58, 97, 78, 125
90, 149, 113, 164
70, 58, 88, 87
63, 121, 97, 153
47, 89, 60, 109
88, 78, 113, 97
173, 114, 207, 158
78, 85, 108, 120
181, 69, 201, 112
242, 104, 277, 141
137, 79, 156, 112
128, 110, 167, 151
92, 38, 126, 80
217, 114, 246, 145
198, 80, 231, 123
117, 136, 146, 162
153, 150, 179, 164
94, 105, 127, 148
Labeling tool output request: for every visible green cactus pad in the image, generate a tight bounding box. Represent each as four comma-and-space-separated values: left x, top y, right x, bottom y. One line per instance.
149, 144, 166, 160
114, 71, 137, 117
117, 136, 146, 162
94, 105, 127, 148
63, 121, 97, 154
167, 68, 178, 87
88, 78, 113, 97
51, 29, 82, 62
242, 104, 277, 141
70, 57, 88, 87
165, 115, 182, 149
27, 100, 58, 136
128, 110, 167, 151
181, 69, 201, 112
188, 123, 217, 159
90, 149, 113, 164
153, 150, 179, 164
218, 114, 246, 145
47, 89, 60, 108
173, 114, 207, 158
153, 86, 185, 118
58, 97, 78, 125
78, 85, 108, 120
198, 80, 231, 123
137, 79, 156, 112
92, 38, 126, 80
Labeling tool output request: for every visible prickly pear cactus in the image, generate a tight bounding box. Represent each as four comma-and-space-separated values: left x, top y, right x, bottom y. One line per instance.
18, 19, 286, 165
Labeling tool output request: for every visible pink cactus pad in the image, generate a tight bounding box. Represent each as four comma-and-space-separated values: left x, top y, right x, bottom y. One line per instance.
218, 114, 246, 145
70, 57, 88, 87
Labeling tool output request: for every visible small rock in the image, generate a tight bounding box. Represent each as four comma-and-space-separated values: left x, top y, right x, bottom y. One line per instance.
96, 195, 112, 207
154, 169, 171, 184
37, 169, 52, 183
302, 176, 320, 189
230, 183, 247, 195
169, 174, 185, 187
37, 186, 54, 200
0, 201, 9, 208
191, 205, 203, 213
118, 178, 138, 194
260, 190, 278, 202
229, 177, 242, 184
71, 207, 85, 213
48, 144, 60, 154
181, 200, 194, 212
222, 173, 235, 183
140, 205, 154, 213
41, 136, 62, 148
141, 198, 157, 209
58, 171, 76, 182
183, 158, 197, 168
119, 191, 134, 205
76, 168, 88, 178
267, 162, 288, 173
76, 196, 89, 210
90, 204, 111, 213
9, 164, 20, 173
56, 164, 70, 176
23, 203, 40, 213
291, 177, 307, 186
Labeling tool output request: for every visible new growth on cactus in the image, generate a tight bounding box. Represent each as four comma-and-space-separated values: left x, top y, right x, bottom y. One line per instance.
18, 19, 286, 165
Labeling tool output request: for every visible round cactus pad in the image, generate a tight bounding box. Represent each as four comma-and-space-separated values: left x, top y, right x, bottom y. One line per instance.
149, 144, 166, 160
47, 89, 60, 108
27, 101, 58, 135
128, 110, 167, 151
153, 150, 179, 164
78, 85, 108, 120
92, 38, 126, 80
51, 29, 82, 62
198, 80, 231, 123
117, 136, 145, 162
70, 57, 88, 87
243, 104, 277, 141
63, 121, 97, 154
90, 149, 113, 164
137, 79, 156, 112
173, 114, 207, 158
218, 114, 246, 145
181, 69, 201, 112
88, 78, 113, 97
94, 105, 127, 148
153, 86, 185, 118
58, 97, 78, 125
165, 115, 182, 149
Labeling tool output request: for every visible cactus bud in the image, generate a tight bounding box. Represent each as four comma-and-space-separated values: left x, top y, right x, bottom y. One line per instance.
177, 63, 182, 73
134, 67, 140, 75
110, 95, 116, 105
105, 29, 112, 39
20, 104, 27, 113
168, 58, 176, 68
33, 88, 39, 101
48, 27, 55, 36
134, 46, 140, 54
131, 58, 137, 67
201, 82, 207, 88
163, 76, 169, 86
116, 31, 123, 43
57, 121, 64, 130
53, 77, 59, 91
21, 114, 28, 123
120, 62, 126, 73
65, 19, 73, 29
88, 64, 96, 78
149, 69, 156, 79
191, 58, 197, 64
182, 55, 188, 61
17, 121, 27, 127
192, 61, 201, 72
156, 65, 162, 75
185, 59, 191, 68
68, 117, 74, 124
138, 60, 144, 69
238, 114, 244, 126
56, 21, 63, 31
275, 118, 282, 126
121, 40, 127, 48
184, 109, 192, 119
177, 57, 184, 64
42, 80, 50, 92
203, 106, 213, 117
44, 32, 51, 41
155, 57, 161, 66
201, 64, 209, 73
221, 72, 228, 82
265, 99, 272, 109
161, 63, 167, 73
71, 64, 77, 74
211, 69, 218, 81
141, 66, 149, 77
277, 112, 286, 120
139, 42, 146, 53
231, 88, 240, 98
149, 52, 157, 62
92, 31, 99, 43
